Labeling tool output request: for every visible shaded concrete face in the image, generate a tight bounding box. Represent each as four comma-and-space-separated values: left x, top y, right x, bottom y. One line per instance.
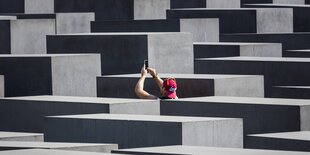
0, 20, 11, 54
51, 55, 101, 97
0, 75, 3, 97
256, 8, 293, 33
56, 13, 94, 34
10, 19, 55, 54
271, 86, 310, 99
207, 0, 240, 8
134, 0, 170, 20
180, 18, 219, 42
25, 0, 54, 14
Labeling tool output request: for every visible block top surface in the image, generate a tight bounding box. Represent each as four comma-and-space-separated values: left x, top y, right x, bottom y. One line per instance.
169, 8, 287, 11
2, 95, 157, 105
100, 73, 260, 79
0, 54, 99, 58
166, 96, 310, 106
194, 42, 279, 46
0, 141, 115, 148
53, 32, 190, 36
0, 16, 16, 20
286, 49, 310, 52
0, 132, 42, 138
245, 4, 310, 8
49, 113, 236, 122
0, 149, 120, 155
197, 56, 310, 62
115, 145, 309, 155
249, 131, 310, 141
0, 13, 55, 19
274, 86, 310, 89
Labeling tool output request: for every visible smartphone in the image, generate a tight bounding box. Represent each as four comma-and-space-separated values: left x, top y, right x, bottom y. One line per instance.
144, 60, 148, 69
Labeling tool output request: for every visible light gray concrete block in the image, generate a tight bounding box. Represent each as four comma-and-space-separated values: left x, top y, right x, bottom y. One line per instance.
0, 16, 16, 20
0, 149, 121, 155
25, 0, 54, 14
56, 13, 94, 34
273, 0, 305, 4
0, 132, 43, 142
0, 141, 117, 153
207, 0, 241, 8
180, 18, 219, 42
134, 0, 170, 19
0, 75, 3, 97
113, 145, 310, 155
44, 114, 243, 148
10, 18, 55, 54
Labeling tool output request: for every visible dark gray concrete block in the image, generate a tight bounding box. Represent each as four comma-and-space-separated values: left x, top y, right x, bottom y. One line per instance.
167, 8, 293, 33
195, 57, 310, 97
47, 33, 193, 75
271, 86, 310, 99
44, 114, 243, 148
161, 96, 310, 134
246, 131, 310, 152
97, 74, 264, 98
221, 32, 310, 51
0, 75, 3, 97
0, 54, 101, 97
0, 141, 117, 153
0, 95, 158, 132
194, 42, 282, 58
91, 19, 219, 42
0, 132, 43, 142
244, 4, 310, 32
0, 149, 122, 155
284, 49, 310, 58
112, 145, 310, 155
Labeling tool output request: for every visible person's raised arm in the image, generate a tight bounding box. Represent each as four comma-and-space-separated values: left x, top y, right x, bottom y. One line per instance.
135, 65, 158, 99
147, 67, 163, 90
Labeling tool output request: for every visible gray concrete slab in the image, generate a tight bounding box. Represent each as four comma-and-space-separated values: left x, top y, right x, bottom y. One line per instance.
91, 19, 219, 42
0, 16, 16, 20
246, 131, 310, 152
241, 0, 305, 5
167, 8, 293, 33
0, 75, 3, 97
271, 86, 310, 99
0, 95, 158, 132
97, 73, 264, 98
161, 96, 310, 134
172, 0, 240, 8
44, 114, 243, 148
195, 56, 310, 97
112, 145, 310, 155
244, 4, 310, 32
0, 149, 122, 155
0, 141, 117, 152
47, 32, 193, 75
0, 54, 101, 97
194, 42, 282, 58
0, 132, 43, 142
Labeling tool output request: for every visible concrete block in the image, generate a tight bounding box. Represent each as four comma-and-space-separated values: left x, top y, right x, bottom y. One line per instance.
271, 86, 310, 99
221, 33, 310, 51
0, 95, 159, 132
284, 49, 310, 57
97, 74, 264, 98
47, 33, 193, 75
195, 57, 310, 97
245, 4, 310, 32
0, 141, 117, 153
0, 132, 43, 142
25, 0, 54, 14
91, 19, 219, 42
167, 8, 293, 33
246, 131, 310, 152
0, 54, 101, 97
112, 145, 310, 155
161, 96, 310, 134
44, 114, 243, 148
171, 0, 240, 8
0, 0, 24, 13
194, 42, 282, 58
241, 0, 305, 5
0, 75, 3, 97
0, 149, 121, 155
0, 13, 94, 54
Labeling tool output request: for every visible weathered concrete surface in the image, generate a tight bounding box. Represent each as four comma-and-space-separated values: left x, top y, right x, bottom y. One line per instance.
167, 8, 293, 33
56, 13, 94, 34
0, 132, 43, 142
97, 74, 264, 98
0, 141, 117, 153
0, 75, 3, 97
0, 95, 158, 132
47, 33, 193, 75
171, 0, 240, 8
25, 0, 54, 14
0, 149, 122, 155
195, 57, 310, 97
194, 42, 282, 58
161, 96, 310, 134
271, 86, 310, 99
0, 54, 101, 97
44, 114, 243, 148
241, 0, 305, 5
112, 145, 310, 155
246, 131, 310, 152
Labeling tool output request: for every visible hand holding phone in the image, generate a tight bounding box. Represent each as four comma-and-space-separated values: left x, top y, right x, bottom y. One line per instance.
144, 60, 148, 69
